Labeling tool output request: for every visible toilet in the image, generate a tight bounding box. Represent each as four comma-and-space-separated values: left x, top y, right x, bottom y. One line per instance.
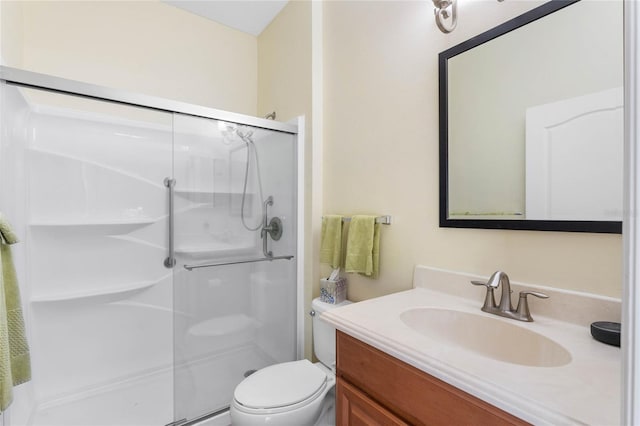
230, 297, 351, 425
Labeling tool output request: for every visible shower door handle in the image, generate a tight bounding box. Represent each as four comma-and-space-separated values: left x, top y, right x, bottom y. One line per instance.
164, 177, 177, 268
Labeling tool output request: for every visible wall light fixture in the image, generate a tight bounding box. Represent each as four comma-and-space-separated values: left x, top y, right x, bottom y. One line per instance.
433, 0, 457, 33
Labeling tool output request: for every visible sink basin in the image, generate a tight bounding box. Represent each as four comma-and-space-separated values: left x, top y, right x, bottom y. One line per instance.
400, 308, 572, 367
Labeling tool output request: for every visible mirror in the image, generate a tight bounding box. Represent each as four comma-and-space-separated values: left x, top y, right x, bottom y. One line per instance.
439, 0, 623, 233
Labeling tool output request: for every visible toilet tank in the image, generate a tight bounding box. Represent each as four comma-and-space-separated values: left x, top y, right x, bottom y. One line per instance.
312, 297, 352, 368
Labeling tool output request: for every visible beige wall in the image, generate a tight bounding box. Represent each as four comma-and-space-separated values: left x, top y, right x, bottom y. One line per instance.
258, 0, 315, 359
323, 0, 622, 300
0, 0, 24, 67
2, 0, 257, 115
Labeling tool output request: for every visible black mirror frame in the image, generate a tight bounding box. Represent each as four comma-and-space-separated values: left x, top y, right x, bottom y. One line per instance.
438, 0, 622, 234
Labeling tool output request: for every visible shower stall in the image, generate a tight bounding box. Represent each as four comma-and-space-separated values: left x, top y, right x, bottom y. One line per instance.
0, 67, 303, 426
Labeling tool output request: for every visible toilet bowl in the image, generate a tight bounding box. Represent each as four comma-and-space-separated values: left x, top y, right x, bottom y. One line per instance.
230, 297, 351, 426
231, 360, 334, 425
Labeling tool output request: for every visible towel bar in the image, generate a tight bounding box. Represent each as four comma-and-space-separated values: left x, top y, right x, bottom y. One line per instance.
324, 215, 392, 225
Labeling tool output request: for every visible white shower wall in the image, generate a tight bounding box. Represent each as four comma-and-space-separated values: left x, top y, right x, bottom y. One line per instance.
5, 86, 175, 425
0, 80, 300, 426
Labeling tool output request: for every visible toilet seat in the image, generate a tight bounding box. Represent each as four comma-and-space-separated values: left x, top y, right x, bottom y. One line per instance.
233, 360, 328, 414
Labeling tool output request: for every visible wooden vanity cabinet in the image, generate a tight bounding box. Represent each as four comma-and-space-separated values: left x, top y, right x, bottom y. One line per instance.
336, 331, 530, 426
337, 379, 408, 425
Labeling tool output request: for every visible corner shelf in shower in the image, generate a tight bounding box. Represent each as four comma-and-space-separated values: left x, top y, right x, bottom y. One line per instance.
188, 314, 260, 337
175, 188, 215, 195
30, 274, 169, 304
174, 188, 252, 205
30, 218, 158, 226
27, 148, 163, 189
29, 218, 158, 235
175, 243, 256, 259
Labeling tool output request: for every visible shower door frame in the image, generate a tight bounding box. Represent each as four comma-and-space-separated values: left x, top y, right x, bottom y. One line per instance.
0, 65, 305, 422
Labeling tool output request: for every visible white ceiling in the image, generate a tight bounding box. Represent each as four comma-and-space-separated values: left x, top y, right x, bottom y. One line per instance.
163, 1, 289, 36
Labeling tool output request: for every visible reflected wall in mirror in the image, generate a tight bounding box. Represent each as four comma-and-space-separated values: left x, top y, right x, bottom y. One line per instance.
439, 0, 623, 233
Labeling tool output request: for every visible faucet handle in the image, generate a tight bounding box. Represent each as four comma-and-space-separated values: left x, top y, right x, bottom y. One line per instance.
470, 280, 497, 311
471, 273, 500, 288
471, 280, 490, 287
471, 271, 509, 288
516, 291, 549, 322
520, 291, 549, 300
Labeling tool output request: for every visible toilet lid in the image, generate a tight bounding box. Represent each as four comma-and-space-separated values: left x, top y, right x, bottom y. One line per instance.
234, 359, 327, 409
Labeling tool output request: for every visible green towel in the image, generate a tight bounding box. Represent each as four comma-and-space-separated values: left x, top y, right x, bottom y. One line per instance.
320, 215, 343, 268
0, 215, 18, 245
345, 215, 380, 279
0, 214, 31, 412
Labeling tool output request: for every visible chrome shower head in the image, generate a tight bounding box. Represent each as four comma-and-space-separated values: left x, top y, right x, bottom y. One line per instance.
236, 127, 254, 141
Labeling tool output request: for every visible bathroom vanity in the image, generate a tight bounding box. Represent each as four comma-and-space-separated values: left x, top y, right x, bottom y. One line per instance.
336, 331, 527, 425
322, 266, 621, 425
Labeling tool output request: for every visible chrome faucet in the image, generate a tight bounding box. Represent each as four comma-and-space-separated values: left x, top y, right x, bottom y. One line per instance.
471, 271, 548, 322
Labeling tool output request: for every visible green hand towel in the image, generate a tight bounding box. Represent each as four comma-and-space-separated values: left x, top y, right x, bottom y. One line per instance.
0, 214, 18, 245
345, 215, 380, 279
0, 214, 31, 412
320, 215, 343, 268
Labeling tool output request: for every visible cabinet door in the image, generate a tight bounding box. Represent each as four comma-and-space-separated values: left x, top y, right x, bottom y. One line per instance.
337, 378, 409, 426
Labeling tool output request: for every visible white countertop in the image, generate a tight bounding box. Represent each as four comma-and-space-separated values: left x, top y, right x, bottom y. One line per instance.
321, 266, 621, 426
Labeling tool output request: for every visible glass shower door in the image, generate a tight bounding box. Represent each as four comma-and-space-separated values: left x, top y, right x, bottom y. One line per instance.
0, 83, 176, 426
172, 114, 298, 422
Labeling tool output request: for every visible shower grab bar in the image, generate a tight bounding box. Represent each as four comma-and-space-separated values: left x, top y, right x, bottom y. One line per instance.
163, 177, 177, 268
184, 255, 294, 271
